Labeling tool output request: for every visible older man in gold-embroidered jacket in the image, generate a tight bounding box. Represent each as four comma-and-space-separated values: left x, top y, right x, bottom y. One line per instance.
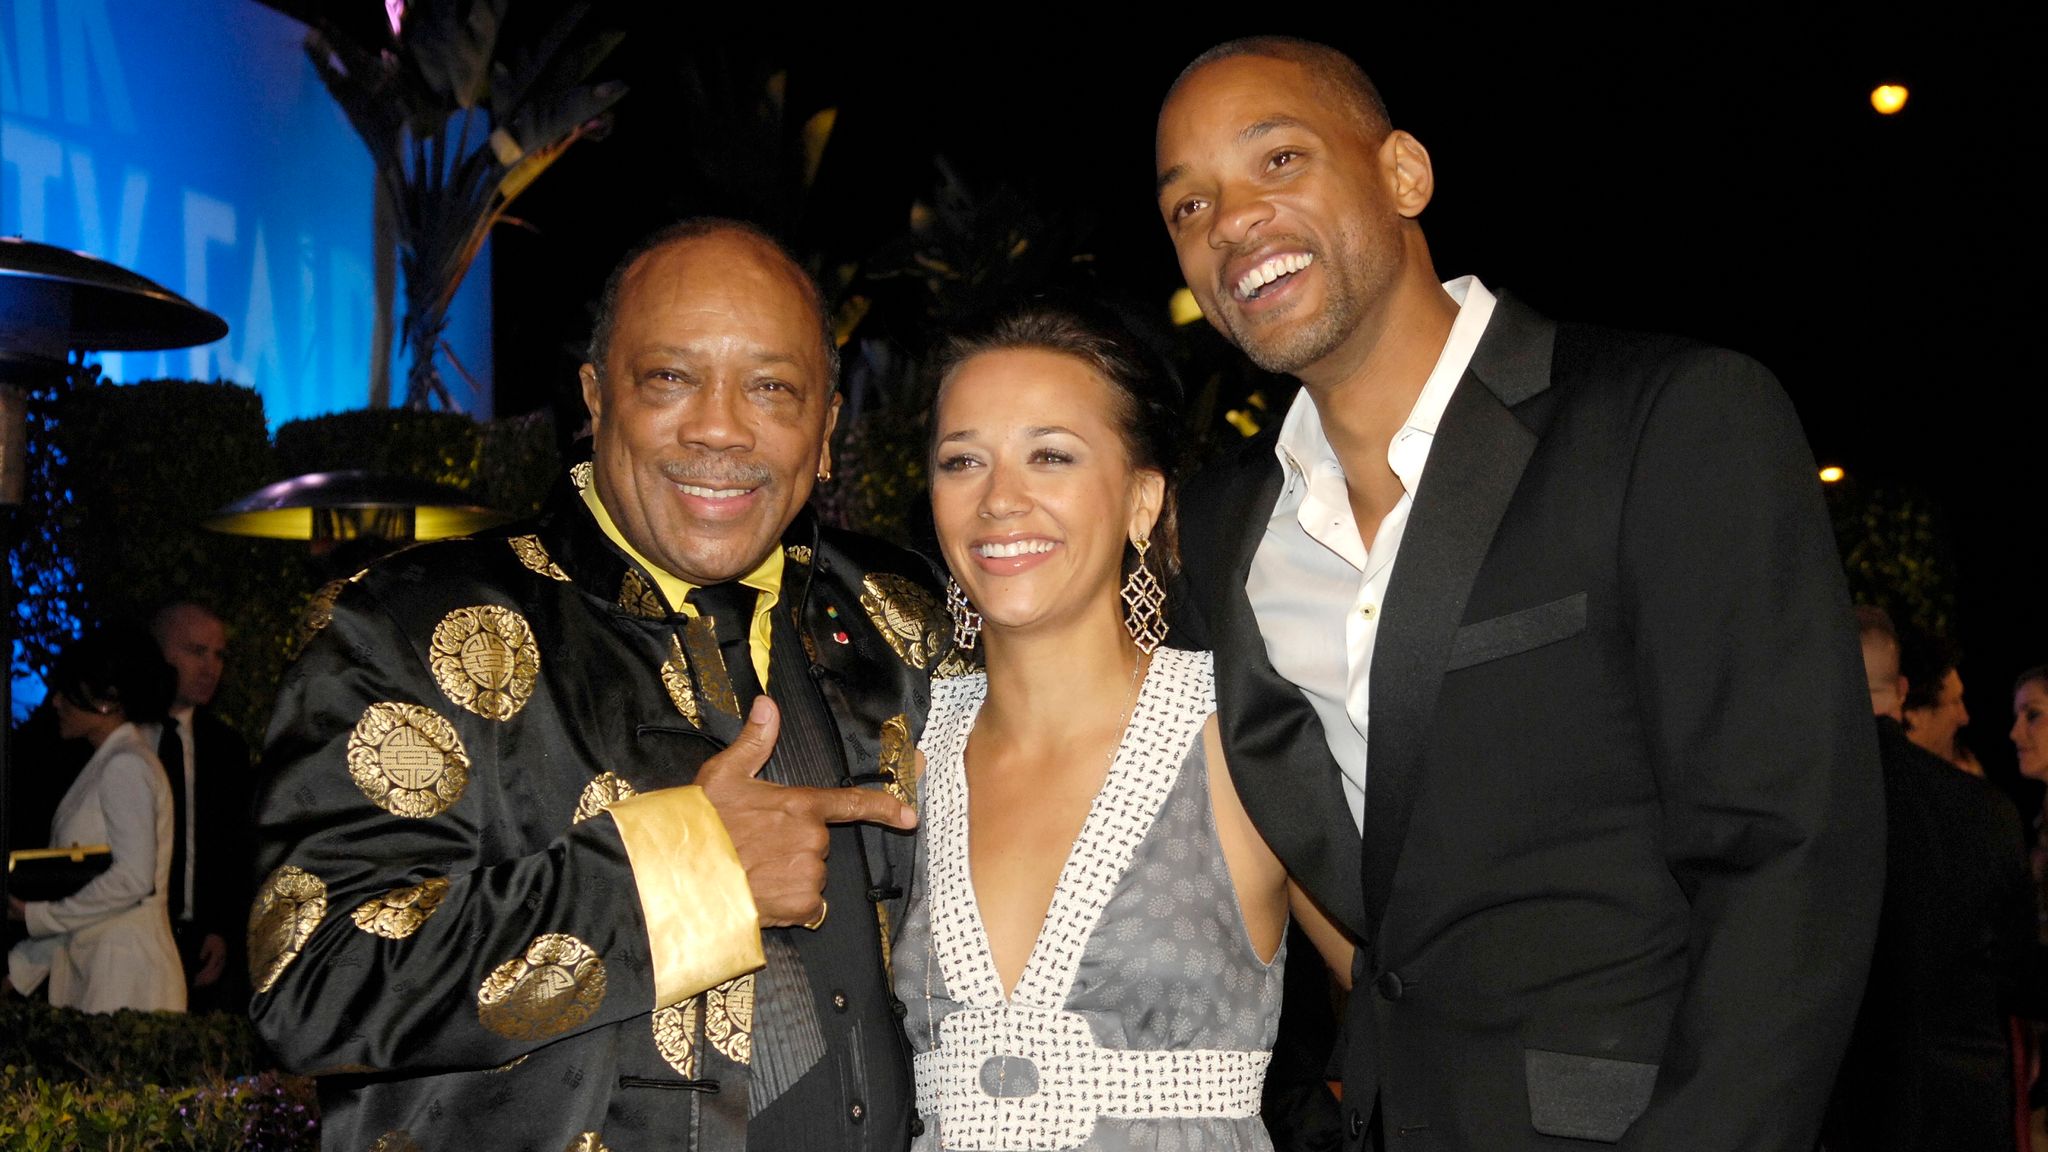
249, 221, 955, 1152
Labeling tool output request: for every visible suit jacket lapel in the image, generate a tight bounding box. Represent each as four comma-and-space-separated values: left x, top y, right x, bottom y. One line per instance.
1206, 445, 1372, 939
1360, 295, 1553, 943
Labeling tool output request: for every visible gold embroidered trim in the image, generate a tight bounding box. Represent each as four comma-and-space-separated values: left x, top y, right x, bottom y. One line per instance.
784, 544, 813, 565
660, 636, 700, 726
570, 461, 593, 491
573, 772, 639, 825
477, 933, 608, 1041
248, 865, 327, 994
369, 1133, 422, 1152
509, 534, 571, 582
485, 1054, 530, 1074
682, 617, 738, 718
430, 606, 541, 722
346, 703, 471, 819
652, 998, 701, 1078
879, 713, 918, 812
618, 569, 666, 619
704, 973, 754, 1065
291, 578, 348, 659
934, 649, 975, 680
565, 1134, 610, 1152
859, 574, 945, 670
349, 876, 451, 939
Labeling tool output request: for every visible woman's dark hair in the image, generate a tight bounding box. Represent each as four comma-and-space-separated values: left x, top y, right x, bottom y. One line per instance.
2017, 665, 2048, 696
50, 624, 176, 726
931, 297, 1186, 576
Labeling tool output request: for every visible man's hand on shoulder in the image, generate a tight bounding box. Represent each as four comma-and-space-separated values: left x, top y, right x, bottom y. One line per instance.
695, 696, 919, 929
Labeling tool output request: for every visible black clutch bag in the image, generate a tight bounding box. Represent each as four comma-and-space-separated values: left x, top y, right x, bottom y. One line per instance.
8, 845, 113, 902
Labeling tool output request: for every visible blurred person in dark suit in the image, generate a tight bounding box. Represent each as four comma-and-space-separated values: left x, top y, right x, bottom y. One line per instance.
145, 602, 255, 1014
1904, 632, 1984, 776
1826, 606, 2042, 1152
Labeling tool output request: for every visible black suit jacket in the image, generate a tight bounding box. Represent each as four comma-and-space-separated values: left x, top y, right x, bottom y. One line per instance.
1825, 718, 2041, 1152
182, 706, 254, 946
1180, 292, 1882, 1150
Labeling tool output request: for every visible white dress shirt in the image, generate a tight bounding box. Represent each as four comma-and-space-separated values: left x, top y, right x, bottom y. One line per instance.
1246, 277, 1498, 832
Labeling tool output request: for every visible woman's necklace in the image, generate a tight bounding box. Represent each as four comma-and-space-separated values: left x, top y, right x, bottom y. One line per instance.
924, 643, 1150, 1133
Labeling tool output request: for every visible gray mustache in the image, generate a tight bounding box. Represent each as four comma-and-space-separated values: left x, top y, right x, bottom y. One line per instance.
658, 458, 773, 489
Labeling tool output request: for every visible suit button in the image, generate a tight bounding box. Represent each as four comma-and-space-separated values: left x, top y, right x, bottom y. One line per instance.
910, 1115, 926, 1137
1375, 970, 1405, 1001
832, 990, 848, 1012
1348, 1109, 1365, 1138
848, 1100, 865, 1123
891, 998, 909, 1019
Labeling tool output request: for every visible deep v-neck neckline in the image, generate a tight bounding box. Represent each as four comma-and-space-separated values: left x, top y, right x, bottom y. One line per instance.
958, 659, 1156, 1003
922, 648, 1213, 1012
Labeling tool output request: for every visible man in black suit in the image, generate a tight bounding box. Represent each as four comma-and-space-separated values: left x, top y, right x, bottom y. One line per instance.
1156, 38, 1882, 1149
1826, 606, 2040, 1152
148, 601, 255, 1013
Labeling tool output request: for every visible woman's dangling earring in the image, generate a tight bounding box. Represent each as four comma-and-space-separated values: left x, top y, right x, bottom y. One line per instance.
946, 577, 982, 650
1121, 537, 1168, 654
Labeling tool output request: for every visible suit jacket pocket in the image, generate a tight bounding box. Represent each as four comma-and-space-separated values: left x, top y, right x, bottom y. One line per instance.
1523, 1048, 1658, 1142
1447, 592, 1588, 672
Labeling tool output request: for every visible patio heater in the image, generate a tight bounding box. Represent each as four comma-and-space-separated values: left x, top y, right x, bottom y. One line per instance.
0, 236, 227, 910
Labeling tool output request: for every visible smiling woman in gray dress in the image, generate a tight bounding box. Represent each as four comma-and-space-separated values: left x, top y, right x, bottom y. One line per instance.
894, 301, 1352, 1150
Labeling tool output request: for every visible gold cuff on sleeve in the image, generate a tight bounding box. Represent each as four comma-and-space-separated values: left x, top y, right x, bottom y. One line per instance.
607, 786, 763, 1008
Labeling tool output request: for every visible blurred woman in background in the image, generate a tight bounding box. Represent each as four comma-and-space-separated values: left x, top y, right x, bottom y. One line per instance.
5, 625, 185, 1013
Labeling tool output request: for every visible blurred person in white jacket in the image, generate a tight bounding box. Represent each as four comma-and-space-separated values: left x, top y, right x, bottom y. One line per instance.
6, 625, 186, 1013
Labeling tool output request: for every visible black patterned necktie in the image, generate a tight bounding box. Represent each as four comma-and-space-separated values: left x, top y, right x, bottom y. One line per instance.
156, 717, 187, 922
685, 582, 762, 712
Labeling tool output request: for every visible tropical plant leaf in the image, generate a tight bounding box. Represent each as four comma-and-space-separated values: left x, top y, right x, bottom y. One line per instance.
801, 107, 837, 189
490, 5, 622, 125
405, 0, 506, 110
497, 80, 626, 160
300, 0, 624, 409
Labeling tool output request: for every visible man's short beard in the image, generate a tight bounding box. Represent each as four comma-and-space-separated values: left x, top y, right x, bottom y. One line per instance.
1227, 300, 1357, 375
1221, 230, 1377, 377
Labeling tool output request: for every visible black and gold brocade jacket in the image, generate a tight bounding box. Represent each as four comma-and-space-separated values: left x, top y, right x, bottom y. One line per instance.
248, 461, 956, 1152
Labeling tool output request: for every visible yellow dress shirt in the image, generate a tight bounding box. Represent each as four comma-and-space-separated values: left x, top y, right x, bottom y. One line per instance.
577, 481, 799, 1006
580, 483, 780, 687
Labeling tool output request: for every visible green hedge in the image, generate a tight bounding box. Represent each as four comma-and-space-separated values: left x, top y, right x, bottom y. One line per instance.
42, 380, 312, 745
0, 1000, 317, 1150
11, 385, 560, 743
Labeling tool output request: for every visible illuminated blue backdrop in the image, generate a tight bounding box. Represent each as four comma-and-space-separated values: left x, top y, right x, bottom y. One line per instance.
3, 0, 494, 716
0, 0, 494, 420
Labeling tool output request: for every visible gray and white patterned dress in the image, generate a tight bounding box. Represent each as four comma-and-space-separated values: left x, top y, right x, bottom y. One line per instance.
894, 647, 1285, 1151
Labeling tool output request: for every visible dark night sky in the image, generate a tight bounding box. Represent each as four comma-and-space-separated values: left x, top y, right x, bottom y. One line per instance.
492, 11, 2045, 768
